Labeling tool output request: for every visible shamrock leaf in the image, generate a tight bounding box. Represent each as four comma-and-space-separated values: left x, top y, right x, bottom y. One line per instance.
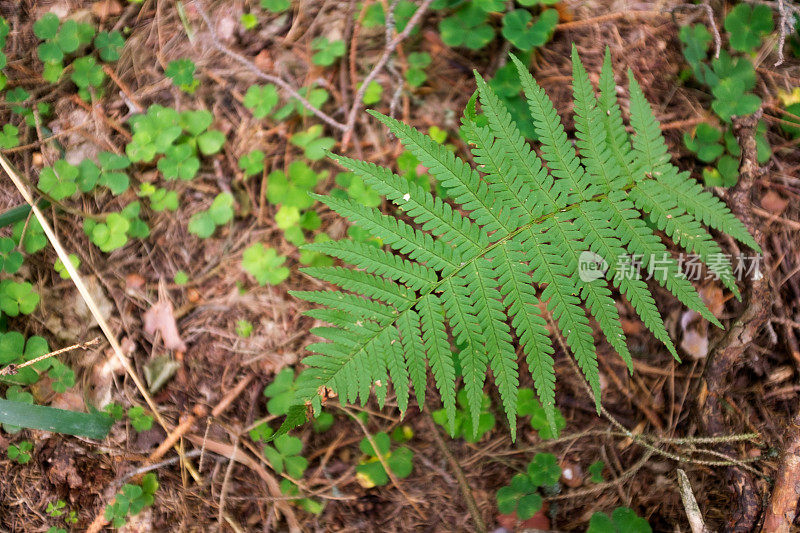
263, 434, 308, 478
94, 31, 125, 62
496, 473, 542, 520
242, 243, 289, 285
197, 129, 225, 155
724, 3, 773, 53
405, 52, 431, 87
355, 432, 414, 488
158, 144, 200, 181
0, 237, 23, 274
0, 124, 18, 149
683, 123, 724, 162
261, 0, 290, 13
679, 24, 711, 81
290, 124, 335, 160
362, 81, 383, 105
38, 160, 78, 200
127, 406, 154, 432
588, 460, 605, 483
188, 193, 234, 238
264, 368, 296, 416
71, 56, 105, 89
239, 149, 265, 177
311, 37, 345, 66
267, 161, 324, 209
273, 86, 328, 119
13, 218, 47, 254
8, 441, 33, 464
33, 13, 60, 40
517, 387, 566, 439
439, 5, 494, 50
54, 254, 80, 280
165, 58, 198, 92
527, 452, 561, 487
86, 213, 130, 252
98, 151, 131, 194
587, 507, 652, 533
711, 77, 761, 122
501, 9, 558, 51
244, 84, 279, 118
0, 281, 40, 316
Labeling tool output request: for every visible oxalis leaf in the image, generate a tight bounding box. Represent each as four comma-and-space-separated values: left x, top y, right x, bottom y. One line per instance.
0, 399, 112, 439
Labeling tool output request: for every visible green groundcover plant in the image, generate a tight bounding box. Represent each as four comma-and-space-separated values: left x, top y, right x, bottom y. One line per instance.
275, 46, 757, 441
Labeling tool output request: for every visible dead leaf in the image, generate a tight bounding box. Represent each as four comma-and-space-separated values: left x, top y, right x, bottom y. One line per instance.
143, 300, 187, 351
760, 190, 788, 215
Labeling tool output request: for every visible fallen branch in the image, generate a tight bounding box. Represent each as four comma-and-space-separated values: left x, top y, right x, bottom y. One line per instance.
762, 415, 800, 532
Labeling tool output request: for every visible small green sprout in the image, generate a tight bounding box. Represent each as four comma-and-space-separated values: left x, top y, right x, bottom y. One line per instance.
188, 192, 235, 238
241, 13, 258, 30
439, 5, 494, 50
261, 0, 290, 13
84, 213, 130, 252
239, 149, 265, 177
290, 125, 335, 160
54, 254, 80, 280
243, 84, 279, 118
173, 270, 189, 285
0, 124, 19, 149
361, 81, 383, 105
588, 460, 605, 483
37, 160, 79, 200
104, 473, 159, 528
71, 56, 105, 99
0, 237, 23, 274
501, 9, 558, 51
355, 432, 414, 488
242, 243, 289, 285
127, 406, 154, 432
262, 434, 307, 478
264, 368, 296, 415
46, 500, 66, 517
236, 319, 254, 338
0, 281, 40, 317
7, 440, 33, 464
432, 389, 495, 442
311, 37, 345, 66
724, 3, 773, 54
405, 52, 431, 87
165, 58, 199, 93
273, 86, 328, 119
95, 31, 125, 62
13, 218, 47, 254
587, 507, 652, 533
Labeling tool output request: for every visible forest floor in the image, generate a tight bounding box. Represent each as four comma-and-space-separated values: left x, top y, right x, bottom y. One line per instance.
1, 0, 800, 531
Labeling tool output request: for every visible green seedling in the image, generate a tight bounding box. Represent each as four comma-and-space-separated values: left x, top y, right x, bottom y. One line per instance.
290, 125, 335, 160
7, 440, 32, 464
361, 1, 418, 32
94, 30, 125, 62
46, 500, 66, 517
13, 218, 47, 254
502, 9, 558, 51
683, 123, 724, 162
54, 254, 80, 280
355, 432, 414, 488
165, 58, 198, 93
439, 4, 494, 50
261, 0, 290, 13
0, 124, 19, 149
244, 84, 279, 119
239, 149, 265, 177
138, 184, 179, 212
311, 37, 345, 66
280, 479, 325, 514
0, 237, 23, 274
588, 460, 605, 483
273, 86, 328, 120
104, 402, 126, 421
98, 151, 132, 194
84, 213, 130, 252
264, 368, 296, 415
724, 3, 773, 54
235, 319, 254, 338
71, 56, 105, 100
0, 281, 39, 317
361, 81, 383, 105
517, 388, 565, 439
188, 192, 235, 238
263, 434, 308, 478
158, 144, 200, 181
242, 243, 289, 285
267, 161, 326, 210
496, 452, 561, 520
432, 389, 495, 441
587, 507, 652, 533
104, 473, 159, 528
173, 270, 189, 285
127, 406, 154, 432
241, 13, 258, 30
405, 52, 431, 88
37, 160, 78, 200
312, 411, 334, 433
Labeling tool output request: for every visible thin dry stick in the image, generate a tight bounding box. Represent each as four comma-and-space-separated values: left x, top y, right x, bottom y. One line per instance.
193, 1, 346, 132
677, 468, 711, 533
0, 337, 100, 376
0, 154, 200, 481
427, 416, 487, 533
342, 0, 436, 147
337, 404, 426, 518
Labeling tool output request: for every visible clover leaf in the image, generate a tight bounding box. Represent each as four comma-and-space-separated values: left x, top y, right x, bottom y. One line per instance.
587, 507, 652, 533
711, 77, 761, 122
439, 5, 494, 50
127, 406, 154, 432
683, 123, 724, 162
54, 253, 80, 280
244, 84, 279, 118
334, 172, 381, 207
261, 0, 290, 12
405, 52, 431, 87
432, 389, 495, 441
95, 31, 125, 62
355, 432, 414, 488
12, 218, 47, 254
158, 144, 200, 181
264, 368, 296, 416
37, 160, 77, 200
0, 281, 39, 317
273, 86, 328, 119
588, 460, 605, 483
242, 243, 289, 285
263, 434, 308, 478
724, 3, 773, 53
97, 151, 131, 194
290, 125, 335, 160
311, 37, 345, 66
517, 387, 566, 439
0, 238, 22, 274
280, 479, 325, 515
71, 56, 105, 90
165, 58, 198, 93
239, 149, 265, 177
8, 441, 33, 464
241, 13, 258, 30
0, 124, 19, 149
140, 186, 179, 212
85, 213, 130, 252
362, 81, 383, 105
527, 452, 561, 487
267, 161, 325, 209
188, 193, 234, 238
501, 9, 558, 51
496, 473, 542, 520
33, 13, 60, 40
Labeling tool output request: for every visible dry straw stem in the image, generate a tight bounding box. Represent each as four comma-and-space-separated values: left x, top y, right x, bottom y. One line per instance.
0, 336, 100, 376
677, 468, 710, 533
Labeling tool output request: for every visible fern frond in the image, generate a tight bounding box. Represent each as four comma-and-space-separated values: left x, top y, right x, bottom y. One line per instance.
369, 110, 517, 238
280, 50, 757, 441
301, 239, 437, 292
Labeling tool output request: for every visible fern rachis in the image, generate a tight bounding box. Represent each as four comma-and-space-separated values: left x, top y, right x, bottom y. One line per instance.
283, 45, 758, 441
